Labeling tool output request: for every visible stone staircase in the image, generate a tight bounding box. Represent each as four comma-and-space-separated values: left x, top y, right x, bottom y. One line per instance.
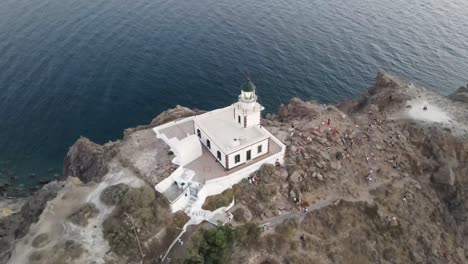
186, 196, 197, 208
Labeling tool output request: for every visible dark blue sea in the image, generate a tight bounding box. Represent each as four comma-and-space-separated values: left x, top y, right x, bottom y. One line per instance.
0, 0, 467, 194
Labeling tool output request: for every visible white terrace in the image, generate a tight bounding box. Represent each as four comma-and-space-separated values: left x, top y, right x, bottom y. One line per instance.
153, 113, 285, 216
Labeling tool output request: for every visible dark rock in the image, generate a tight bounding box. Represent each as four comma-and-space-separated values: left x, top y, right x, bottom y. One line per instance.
38, 179, 52, 185
0, 181, 62, 262
289, 171, 302, 183
432, 165, 456, 186
287, 98, 319, 119
100, 183, 130, 206
123, 105, 205, 138
277, 103, 289, 121
448, 85, 468, 103
68, 203, 99, 227
32, 233, 49, 248
62, 137, 109, 183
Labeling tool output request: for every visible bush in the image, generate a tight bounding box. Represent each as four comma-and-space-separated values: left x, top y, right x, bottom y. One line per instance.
173, 211, 190, 228
184, 224, 260, 263
232, 208, 247, 222
255, 164, 277, 183
235, 222, 260, 248
202, 191, 233, 211
67, 203, 99, 227
100, 183, 130, 206
185, 226, 235, 264
102, 185, 171, 259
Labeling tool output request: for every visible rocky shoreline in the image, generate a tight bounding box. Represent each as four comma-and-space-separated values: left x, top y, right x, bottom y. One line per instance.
0, 72, 467, 264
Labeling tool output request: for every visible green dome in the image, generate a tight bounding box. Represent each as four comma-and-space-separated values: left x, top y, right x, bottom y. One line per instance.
240, 80, 256, 92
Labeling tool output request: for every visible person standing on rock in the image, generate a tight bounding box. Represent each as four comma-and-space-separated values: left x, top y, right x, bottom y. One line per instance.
275, 159, 281, 168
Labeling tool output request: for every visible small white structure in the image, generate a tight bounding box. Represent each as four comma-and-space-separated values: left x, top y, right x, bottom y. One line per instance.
194, 80, 269, 170
171, 135, 202, 166
153, 80, 286, 213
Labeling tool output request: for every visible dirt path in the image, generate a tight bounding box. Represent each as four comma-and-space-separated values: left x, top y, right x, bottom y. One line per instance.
254, 172, 413, 233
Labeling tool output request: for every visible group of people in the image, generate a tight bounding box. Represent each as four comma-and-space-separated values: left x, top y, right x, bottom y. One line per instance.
293, 197, 309, 213
247, 175, 260, 185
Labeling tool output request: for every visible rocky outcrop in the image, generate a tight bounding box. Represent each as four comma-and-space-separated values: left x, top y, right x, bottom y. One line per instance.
150, 105, 204, 126
287, 98, 319, 119
3, 71, 468, 264
1, 105, 197, 264
338, 71, 413, 114
0, 181, 63, 263
62, 137, 110, 183
123, 105, 204, 138
449, 85, 468, 103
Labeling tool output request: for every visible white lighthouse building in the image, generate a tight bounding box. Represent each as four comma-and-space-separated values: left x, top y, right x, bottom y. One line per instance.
153, 80, 285, 213
234, 80, 262, 128
193, 80, 270, 170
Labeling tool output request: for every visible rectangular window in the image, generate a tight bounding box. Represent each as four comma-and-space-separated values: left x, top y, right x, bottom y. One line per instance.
235, 154, 240, 163
246, 150, 251, 161
257, 145, 262, 153
217, 151, 221, 160
238, 116, 241, 124
207, 139, 211, 149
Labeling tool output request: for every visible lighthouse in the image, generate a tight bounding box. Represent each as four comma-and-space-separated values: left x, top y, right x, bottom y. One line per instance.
233, 80, 264, 128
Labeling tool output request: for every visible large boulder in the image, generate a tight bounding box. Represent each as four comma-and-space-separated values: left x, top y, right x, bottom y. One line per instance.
449, 85, 468, 103
62, 137, 109, 183
123, 105, 205, 138
432, 165, 456, 186
337, 72, 413, 114
277, 103, 289, 121
150, 105, 203, 126
287, 98, 319, 119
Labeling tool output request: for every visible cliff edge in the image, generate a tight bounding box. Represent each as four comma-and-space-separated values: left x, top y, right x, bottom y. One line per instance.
1, 72, 467, 264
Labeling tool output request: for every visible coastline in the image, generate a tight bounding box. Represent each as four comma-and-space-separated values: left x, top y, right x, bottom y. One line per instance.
1, 72, 467, 263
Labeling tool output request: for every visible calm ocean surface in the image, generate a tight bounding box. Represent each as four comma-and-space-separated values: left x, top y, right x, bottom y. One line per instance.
0, 0, 467, 193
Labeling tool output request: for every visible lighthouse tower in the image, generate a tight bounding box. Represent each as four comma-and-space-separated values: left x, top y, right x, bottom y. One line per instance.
233, 80, 264, 128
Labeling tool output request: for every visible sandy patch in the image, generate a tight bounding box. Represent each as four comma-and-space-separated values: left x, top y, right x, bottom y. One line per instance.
8, 162, 145, 264
405, 99, 451, 123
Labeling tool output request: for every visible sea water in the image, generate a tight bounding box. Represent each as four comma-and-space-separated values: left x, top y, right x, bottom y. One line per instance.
0, 0, 467, 194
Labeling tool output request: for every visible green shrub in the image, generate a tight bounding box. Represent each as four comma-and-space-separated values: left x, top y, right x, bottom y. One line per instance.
184, 224, 260, 263
202, 192, 232, 211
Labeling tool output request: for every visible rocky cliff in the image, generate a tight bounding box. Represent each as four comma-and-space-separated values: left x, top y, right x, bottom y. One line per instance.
0, 73, 467, 264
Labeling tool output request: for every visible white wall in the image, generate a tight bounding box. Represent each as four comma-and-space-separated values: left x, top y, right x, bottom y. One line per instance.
155, 167, 184, 193
246, 112, 261, 127
227, 138, 269, 169
169, 188, 190, 212
172, 135, 202, 166
154, 118, 197, 166
233, 103, 261, 127
194, 122, 227, 169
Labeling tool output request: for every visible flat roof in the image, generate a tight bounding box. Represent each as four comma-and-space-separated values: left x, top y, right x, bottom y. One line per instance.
187, 137, 283, 182
158, 119, 194, 140
194, 105, 269, 154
